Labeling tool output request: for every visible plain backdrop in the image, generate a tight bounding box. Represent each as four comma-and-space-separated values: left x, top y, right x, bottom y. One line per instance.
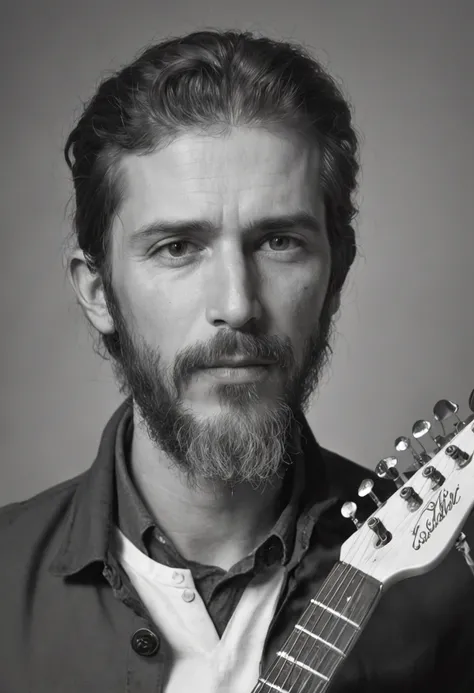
1, 0, 473, 505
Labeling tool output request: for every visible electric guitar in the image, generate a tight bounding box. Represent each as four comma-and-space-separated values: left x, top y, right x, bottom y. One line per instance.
253, 391, 474, 692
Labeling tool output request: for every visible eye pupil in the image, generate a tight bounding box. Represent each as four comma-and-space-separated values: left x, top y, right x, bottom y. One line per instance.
270, 236, 288, 250
169, 242, 187, 256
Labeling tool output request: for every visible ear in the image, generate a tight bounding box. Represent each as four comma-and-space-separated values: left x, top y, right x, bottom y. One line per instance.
328, 291, 341, 317
67, 250, 115, 335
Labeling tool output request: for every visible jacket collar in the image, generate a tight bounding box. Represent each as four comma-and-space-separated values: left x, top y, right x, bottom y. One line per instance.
49, 399, 130, 576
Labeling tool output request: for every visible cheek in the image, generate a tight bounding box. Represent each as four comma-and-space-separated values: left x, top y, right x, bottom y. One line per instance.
123, 276, 202, 363
268, 280, 324, 354
292, 286, 324, 337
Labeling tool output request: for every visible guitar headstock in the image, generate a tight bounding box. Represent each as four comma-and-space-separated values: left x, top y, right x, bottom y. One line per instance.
340, 391, 474, 587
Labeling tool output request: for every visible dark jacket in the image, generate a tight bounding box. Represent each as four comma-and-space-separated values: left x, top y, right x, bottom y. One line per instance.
1, 400, 474, 693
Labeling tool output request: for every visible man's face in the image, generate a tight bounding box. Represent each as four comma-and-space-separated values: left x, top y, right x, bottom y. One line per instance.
103, 126, 334, 487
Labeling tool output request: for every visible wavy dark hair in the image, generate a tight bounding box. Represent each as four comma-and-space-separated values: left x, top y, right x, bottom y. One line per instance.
64, 29, 360, 358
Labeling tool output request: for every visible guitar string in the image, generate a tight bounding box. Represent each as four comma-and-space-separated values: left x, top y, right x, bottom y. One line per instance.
290, 567, 367, 692
292, 458, 451, 690
260, 440, 462, 690
290, 524, 398, 693
252, 562, 351, 692
289, 538, 375, 692
260, 561, 361, 692
272, 477, 406, 690
253, 514, 365, 692
258, 550, 365, 693
287, 562, 365, 692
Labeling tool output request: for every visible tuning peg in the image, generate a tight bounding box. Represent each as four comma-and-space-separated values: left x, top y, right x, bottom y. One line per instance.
434, 393, 474, 432
433, 399, 461, 428
394, 436, 429, 469
433, 399, 461, 442
446, 444, 472, 468
367, 517, 392, 548
400, 486, 423, 512
358, 478, 382, 507
375, 456, 408, 489
341, 501, 362, 528
412, 419, 442, 449
394, 436, 412, 453
422, 465, 445, 490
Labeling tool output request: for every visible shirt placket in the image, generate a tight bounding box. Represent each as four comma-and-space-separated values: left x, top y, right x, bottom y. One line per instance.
103, 558, 167, 693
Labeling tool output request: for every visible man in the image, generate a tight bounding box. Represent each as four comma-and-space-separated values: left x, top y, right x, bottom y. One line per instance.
1, 29, 473, 693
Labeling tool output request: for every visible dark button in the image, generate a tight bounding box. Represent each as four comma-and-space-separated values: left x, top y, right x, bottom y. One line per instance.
131, 628, 160, 657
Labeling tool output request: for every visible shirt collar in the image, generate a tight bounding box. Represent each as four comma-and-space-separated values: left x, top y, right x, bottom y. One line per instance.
49, 398, 334, 577
117, 403, 309, 566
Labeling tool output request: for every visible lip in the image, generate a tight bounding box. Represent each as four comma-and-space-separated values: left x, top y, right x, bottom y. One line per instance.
201, 364, 273, 383
204, 360, 275, 368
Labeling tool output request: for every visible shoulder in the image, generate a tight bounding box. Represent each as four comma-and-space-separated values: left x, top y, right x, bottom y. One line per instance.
0, 474, 83, 554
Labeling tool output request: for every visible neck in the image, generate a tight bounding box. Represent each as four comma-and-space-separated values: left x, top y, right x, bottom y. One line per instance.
129, 409, 287, 570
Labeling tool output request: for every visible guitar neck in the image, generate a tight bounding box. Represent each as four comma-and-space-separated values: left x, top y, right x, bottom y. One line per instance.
254, 562, 382, 693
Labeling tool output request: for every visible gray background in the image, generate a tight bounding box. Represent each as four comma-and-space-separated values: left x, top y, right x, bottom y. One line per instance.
1, 0, 473, 505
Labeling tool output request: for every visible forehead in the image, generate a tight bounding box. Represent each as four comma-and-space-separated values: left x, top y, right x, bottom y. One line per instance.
113, 127, 323, 238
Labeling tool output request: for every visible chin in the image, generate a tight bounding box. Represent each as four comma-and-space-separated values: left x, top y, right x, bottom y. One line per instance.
190, 393, 284, 424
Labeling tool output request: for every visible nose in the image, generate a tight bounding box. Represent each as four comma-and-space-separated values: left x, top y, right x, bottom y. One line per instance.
205, 247, 262, 329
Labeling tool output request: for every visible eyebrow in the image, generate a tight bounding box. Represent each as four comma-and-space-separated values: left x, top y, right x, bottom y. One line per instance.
128, 212, 323, 246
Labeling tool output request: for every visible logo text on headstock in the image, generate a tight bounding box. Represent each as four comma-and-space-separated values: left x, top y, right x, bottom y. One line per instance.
412, 486, 461, 551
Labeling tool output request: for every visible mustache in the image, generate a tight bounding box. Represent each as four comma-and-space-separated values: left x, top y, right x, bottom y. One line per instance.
172, 331, 295, 386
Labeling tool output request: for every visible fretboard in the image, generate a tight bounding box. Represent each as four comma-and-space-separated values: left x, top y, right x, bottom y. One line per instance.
253, 562, 382, 693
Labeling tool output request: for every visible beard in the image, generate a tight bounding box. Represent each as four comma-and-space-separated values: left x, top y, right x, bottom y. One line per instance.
102, 284, 334, 489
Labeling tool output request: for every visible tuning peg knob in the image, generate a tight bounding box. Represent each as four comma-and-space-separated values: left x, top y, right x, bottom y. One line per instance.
394, 436, 429, 469
358, 478, 382, 507
433, 398, 471, 432
412, 419, 442, 449
341, 501, 362, 528
375, 456, 408, 489
433, 399, 461, 425
394, 436, 411, 452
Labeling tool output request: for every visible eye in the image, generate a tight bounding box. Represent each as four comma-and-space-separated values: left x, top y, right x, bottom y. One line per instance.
263, 235, 302, 252
153, 240, 200, 259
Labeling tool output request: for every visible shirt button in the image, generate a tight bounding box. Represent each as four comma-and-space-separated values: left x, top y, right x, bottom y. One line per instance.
131, 628, 160, 657
172, 571, 184, 584
182, 589, 196, 603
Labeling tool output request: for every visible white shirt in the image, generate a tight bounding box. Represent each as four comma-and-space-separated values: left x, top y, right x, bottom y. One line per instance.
115, 527, 286, 693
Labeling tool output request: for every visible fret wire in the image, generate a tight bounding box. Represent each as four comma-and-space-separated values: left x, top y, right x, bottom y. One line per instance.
296, 566, 380, 691
256, 562, 381, 693
277, 651, 329, 680
309, 600, 360, 628
257, 562, 354, 692
257, 680, 290, 693
291, 568, 367, 691
296, 569, 369, 691
260, 655, 329, 692
294, 624, 345, 656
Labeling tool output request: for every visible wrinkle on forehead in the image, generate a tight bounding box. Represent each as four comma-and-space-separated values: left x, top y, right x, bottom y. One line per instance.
113, 126, 323, 247
122, 127, 320, 188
